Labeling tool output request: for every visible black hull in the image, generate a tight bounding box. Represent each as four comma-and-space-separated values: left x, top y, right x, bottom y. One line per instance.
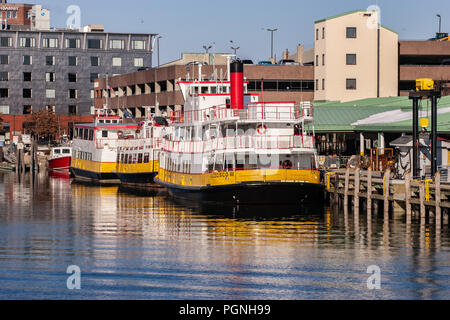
155, 180, 324, 205
116, 172, 157, 184
70, 167, 120, 184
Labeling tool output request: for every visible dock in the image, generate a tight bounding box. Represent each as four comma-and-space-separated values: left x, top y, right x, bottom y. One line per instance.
323, 167, 449, 226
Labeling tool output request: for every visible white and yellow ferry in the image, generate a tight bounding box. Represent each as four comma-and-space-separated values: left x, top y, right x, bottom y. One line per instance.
70, 109, 141, 184
155, 60, 322, 205
115, 117, 171, 188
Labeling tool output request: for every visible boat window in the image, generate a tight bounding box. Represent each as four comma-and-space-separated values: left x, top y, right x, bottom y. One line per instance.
144, 153, 149, 163
124, 154, 129, 164
75, 128, 79, 138
211, 87, 217, 94
99, 119, 104, 123
120, 154, 124, 164
54, 149, 61, 154
62, 149, 70, 154
83, 129, 89, 140
106, 120, 111, 124
102, 130, 108, 138
79, 129, 84, 139
89, 130, 94, 141
201, 87, 208, 94
138, 153, 143, 164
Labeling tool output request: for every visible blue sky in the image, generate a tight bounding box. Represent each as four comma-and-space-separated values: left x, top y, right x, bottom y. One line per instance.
38, 0, 450, 64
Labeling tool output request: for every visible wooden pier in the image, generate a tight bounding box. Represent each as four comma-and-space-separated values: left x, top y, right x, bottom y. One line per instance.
323, 167, 449, 226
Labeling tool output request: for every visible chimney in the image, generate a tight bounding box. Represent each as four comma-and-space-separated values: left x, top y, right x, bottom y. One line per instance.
230, 60, 244, 110
296, 44, 304, 66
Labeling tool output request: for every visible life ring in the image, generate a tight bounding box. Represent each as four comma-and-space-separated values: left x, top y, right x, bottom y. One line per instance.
257, 124, 267, 135
282, 160, 293, 169
117, 131, 123, 137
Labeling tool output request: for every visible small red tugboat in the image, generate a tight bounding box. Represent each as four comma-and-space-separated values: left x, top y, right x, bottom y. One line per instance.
48, 147, 72, 171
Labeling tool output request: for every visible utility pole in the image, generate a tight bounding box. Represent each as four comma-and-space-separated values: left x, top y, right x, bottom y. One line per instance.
267, 28, 278, 60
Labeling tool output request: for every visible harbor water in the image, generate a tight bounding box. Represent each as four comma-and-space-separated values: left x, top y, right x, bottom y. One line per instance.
0, 172, 448, 300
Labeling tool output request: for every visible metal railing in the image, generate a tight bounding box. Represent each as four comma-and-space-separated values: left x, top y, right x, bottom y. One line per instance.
170, 103, 313, 124
162, 134, 316, 154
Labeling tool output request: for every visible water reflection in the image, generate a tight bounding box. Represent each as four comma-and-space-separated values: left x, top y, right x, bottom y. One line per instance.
0, 172, 449, 300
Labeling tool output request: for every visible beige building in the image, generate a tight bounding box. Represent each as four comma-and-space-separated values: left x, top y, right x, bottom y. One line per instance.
161, 53, 232, 67
314, 10, 398, 102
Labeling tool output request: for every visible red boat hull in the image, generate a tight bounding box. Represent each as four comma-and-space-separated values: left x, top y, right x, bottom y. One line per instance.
48, 156, 71, 171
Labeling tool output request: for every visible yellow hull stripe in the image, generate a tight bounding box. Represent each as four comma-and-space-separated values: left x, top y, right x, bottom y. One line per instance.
157, 168, 321, 188
117, 161, 159, 174
71, 158, 117, 174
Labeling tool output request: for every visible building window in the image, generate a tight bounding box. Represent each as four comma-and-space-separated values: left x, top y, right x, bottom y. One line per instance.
346, 27, 357, 38
134, 58, 144, 67
346, 78, 357, 90
0, 55, 8, 65
23, 55, 32, 65
23, 105, 32, 115
112, 57, 122, 67
346, 54, 357, 65
68, 89, 78, 99
90, 90, 95, 99
23, 89, 32, 98
19, 37, 36, 48
0, 72, 8, 81
316, 79, 319, 91
0, 88, 8, 98
68, 73, 77, 83
42, 38, 58, 48
66, 38, 81, 49
322, 79, 325, 90
46, 56, 55, 66
91, 56, 100, 66
46, 89, 56, 99
322, 27, 325, 39
0, 105, 10, 114
68, 56, 78, 66
110, 39, 125, 50
132, 40, 146, 50
90, 73, 99, 83
68, 105, 77, 115
316, 28, 319, 40
23, 72, 32, 82
46, 72, 55, 82
0, 37, 12, 47
45, 105, 55, 112
322, 54, 325, 66
87, 39, 103, 49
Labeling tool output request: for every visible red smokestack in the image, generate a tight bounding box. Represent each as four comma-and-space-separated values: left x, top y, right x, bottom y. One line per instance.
230, 61, 244, 110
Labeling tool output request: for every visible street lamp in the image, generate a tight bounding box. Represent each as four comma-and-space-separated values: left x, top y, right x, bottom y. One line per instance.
230, 40, 240, 56
157, 36, 163, 67
203, 45, 212, 54
267, 28, 278, 60
437, 14, 442, 34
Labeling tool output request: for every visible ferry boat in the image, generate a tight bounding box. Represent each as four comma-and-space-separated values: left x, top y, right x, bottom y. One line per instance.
70, 109, 141, 184
115, 116, 170, 188
155, 60, 322, 205
48, 146, 72, 171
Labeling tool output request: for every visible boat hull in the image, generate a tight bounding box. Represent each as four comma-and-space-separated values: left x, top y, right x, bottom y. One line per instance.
70, 167, 120, 184
155, 179, 324, 205
48, 156, 71, 171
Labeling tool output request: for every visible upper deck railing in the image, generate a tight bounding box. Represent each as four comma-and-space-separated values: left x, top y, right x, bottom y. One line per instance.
162, 134, 315, 154
169, 102, 313, 124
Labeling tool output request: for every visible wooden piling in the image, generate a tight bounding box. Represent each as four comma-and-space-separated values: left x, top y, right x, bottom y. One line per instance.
354, 166, 360, 215
435, 171, 441, 226
367, 168, 372, 215
405, 170, 412, 224
344, 167, 350, 209
333, 173, 339, 208
384, 168, 390, 217
419, 181, 426, 219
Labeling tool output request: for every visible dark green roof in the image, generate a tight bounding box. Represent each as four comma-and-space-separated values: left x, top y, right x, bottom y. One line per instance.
310, 96, 450, 133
